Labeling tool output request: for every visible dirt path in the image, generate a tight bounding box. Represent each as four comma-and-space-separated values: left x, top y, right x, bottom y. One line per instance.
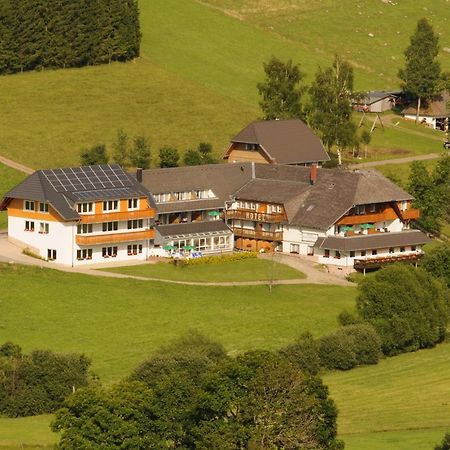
0, 155, 34, 174
349, 152, 442, 169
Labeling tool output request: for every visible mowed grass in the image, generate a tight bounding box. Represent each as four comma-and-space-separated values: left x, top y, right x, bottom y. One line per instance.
324, 343, 450, 450
0, 263, 353, 383
104, 258, 305, 282
0, 164, 27, 229
0, 415, 56, 449
375, 158, 439, 186
1, 0, 448, 168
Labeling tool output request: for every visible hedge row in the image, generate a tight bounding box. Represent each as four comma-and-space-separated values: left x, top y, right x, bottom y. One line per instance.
175, 252, 258, 266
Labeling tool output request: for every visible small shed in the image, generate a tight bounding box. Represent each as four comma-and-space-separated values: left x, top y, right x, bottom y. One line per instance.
353, 91, 400, 113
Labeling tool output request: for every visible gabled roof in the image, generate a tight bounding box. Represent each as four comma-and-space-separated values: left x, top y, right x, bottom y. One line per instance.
315, 230, 430, 252
1, 164, 154, 221
225, 119, 330, 164
353, 90, 400, 105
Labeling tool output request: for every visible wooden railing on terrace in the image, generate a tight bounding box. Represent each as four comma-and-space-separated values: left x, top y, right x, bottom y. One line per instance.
79, 209, 155, 224
353, 253, 423, 270
226, 209, 286, 223
232, 227, 282, 241
76, 229, 155, 245
337, 208, 398, 225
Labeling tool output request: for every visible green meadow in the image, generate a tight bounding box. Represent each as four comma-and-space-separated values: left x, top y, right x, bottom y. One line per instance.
103, 258, 305, 282
325, 343, 450, 450
0, 0, 448, 169
0, 164, 27, 229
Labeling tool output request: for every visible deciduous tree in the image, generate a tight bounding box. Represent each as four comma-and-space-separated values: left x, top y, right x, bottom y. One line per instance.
80, 144, 108, 166
130, 136, 151, 169
257, 56, 306, 120
158, 146, 180, 168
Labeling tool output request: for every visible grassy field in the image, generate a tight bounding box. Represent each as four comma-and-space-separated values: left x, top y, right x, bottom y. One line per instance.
0, 164, 27, 229
375, 158, 439, 186
325, 343, 450, 450
104, 258, 305, 282
0, 0, 448, 168
0, 262, 354, 447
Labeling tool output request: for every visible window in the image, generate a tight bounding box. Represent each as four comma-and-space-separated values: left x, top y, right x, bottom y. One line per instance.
400, 201, 408, 211
400, 247, 405, 252
102, 246, 118, 257
128, 198, 139, 209
290, 244, 300, 254
372, 249, 378, 256
77, 223, 93, 234
194, 238, 207, 251
356, 205, 366, 215
103, 200, 118, 212
335, 251, 341, 259
77, 249, 92, 260
389, 247, 395, 254
127, 244, 143, 255
39, 222, 49, 234
77, 202, 93, 213
25, 221, 34, 231
350, 251, 355, 258
102, 221, 118, 232
214, 236, 228, 249
411, 245, 417, 251
127, 219, 143, 230
154, 193, 170, 203
173, 192, 190, 201
24, 200, 35, 211
324, 249, 330, 258
369, 204, 376, 213
361, 250, 366, 257
245, 143, 258, 151
39, 202, 49, 213
47, 249, 56, 260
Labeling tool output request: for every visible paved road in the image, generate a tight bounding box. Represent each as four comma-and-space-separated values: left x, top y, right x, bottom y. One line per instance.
0, 234, 352, 287
349, 152, 443, 169
0, 155, 34, 174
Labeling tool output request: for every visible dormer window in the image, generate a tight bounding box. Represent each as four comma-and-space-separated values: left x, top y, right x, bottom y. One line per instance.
77, 202, 93, 213
245, 143, 258, 151
103, 200, 119, 212
39, 202, 49, 213
24, 200, 35, 211
128, 198, 139, 209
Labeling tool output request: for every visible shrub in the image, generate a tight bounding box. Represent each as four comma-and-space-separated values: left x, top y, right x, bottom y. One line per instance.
279, 332, 321, 375
356, 264, 449, 356
435, 432, 450, 450
318, 324, 381, 370
422, 243, 450, 287
176, 252, 257, 267
0, 344, 91, 417
337, 310, 359, 326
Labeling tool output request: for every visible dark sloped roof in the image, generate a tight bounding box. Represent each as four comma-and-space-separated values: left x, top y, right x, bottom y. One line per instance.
157, 220, 232, 237
402, 92, 449, 117
140, 163, 254, 213
315, 230, 430, 251
1, 164, 154, 221
227, 119, 329, 164
354, 91, 400, 105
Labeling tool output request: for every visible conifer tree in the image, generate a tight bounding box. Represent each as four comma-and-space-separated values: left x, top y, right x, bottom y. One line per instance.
130, 136, 151, 169
399, 18, 442, 123
112, 130, 130, 168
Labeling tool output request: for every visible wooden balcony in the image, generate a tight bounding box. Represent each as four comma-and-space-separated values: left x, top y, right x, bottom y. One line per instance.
232, 227, 282, 241
337, 208, 398, 225
76, 229, 155, 245
79, 209, 155, 224
354, 253, 423, 270
401, 209, 420, 220
226, 209, 286, 223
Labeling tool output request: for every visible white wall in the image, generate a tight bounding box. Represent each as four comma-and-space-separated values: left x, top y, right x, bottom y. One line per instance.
403, 114, 437, 129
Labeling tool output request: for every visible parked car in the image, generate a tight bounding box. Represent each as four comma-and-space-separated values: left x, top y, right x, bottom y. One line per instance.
444, 141, 450, 149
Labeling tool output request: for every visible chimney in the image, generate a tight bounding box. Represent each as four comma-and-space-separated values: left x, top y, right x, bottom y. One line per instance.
310, 164, 318, 185
136, 168, 143, 183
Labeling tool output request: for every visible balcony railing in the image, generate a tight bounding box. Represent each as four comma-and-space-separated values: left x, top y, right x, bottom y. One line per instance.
337, 208, 398, 225
76, 229, 155, 245
226, 209, 285, 223
232, 227, 282, 241
79, 209, 155, 224
354, 252, 423, 270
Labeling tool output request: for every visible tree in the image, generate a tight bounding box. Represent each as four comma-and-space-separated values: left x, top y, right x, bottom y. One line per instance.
130, 136, 151, 169
112, 129, 129, 167
356, 264, 449, 356
398, 18, 442, 123
309, 55, 358, 164
422, 243, 450, 287
257, 56, 306, 120
360, 129, 371, 158
80, 144, 108, 166
183, 148, 202, 166
158, 146, 180, 168
197, 142, 216, 164
407, 158, 448, 232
